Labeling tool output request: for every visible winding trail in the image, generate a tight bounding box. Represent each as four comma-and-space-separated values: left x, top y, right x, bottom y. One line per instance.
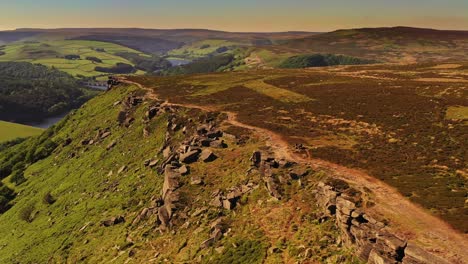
121, 78, 468, 263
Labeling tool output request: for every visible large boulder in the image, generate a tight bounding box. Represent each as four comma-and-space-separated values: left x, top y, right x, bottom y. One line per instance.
200, 149, 217, 162
180, 150, 200, 163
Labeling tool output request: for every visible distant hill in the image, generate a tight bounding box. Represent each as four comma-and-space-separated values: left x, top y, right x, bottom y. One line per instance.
278, 27, 468, 63
0, 28, 319, 54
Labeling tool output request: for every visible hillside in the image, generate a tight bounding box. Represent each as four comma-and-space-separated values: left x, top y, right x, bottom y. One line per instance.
0, 83, 361, 263
246, 27, 468, 68
0, 63, 466, 263
0, 121, 43, 143
0, 61, 98, 123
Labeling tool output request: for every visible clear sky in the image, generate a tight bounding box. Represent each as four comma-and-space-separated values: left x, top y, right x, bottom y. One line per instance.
0, 0, 467, 32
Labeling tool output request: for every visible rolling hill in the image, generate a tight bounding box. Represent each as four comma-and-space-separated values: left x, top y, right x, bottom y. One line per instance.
266, 27, 468, 64
0, 121, 43, 143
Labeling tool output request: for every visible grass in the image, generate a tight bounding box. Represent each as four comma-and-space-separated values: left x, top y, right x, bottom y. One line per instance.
0, 121, 43, 142
0, 40, 146, 77
446, 106, 468, 122
168, 39, 242, 59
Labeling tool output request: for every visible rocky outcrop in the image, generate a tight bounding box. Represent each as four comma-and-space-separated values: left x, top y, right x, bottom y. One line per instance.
315, 181, 451, 264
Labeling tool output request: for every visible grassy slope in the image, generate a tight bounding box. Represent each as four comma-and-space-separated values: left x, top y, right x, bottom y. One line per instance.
0, 121, 43, 142
0, 40, 146, 77
167, 39, 242, 59
0, 84, 358, 263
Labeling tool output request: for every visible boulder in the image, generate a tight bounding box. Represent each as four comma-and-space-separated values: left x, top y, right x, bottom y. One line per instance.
222, 199, 234, 210
250, 151, 262, 167
146, 106, 159, 120
101, 216, 125, 227
403, 243, 451, 264
209, 140, 227, 148
180, 150, 200, 164
178, 165, 189, 175
190, 176, 203, 185
162, 146, 172, 159
368, 249, 394, 264
200, 149, 217, 162
162, 166, 180, 198
158, 207, 171, 229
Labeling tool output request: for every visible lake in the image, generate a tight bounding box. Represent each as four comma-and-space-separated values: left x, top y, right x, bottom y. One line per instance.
24, 112, 68, 129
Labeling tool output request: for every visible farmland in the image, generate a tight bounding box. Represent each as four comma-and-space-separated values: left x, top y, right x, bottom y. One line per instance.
0, 121, 43, 142
0, 40, 147, 77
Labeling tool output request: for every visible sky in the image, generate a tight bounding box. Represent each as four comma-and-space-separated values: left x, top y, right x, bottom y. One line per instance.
0, 0, 467, 32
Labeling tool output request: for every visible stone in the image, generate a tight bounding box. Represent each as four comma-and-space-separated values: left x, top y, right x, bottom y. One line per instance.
162, 146, 172, 159
250, 151, 262, 167
336, 197, 356, 216
100, 131, 111, 139
368, 249, 394, 264
200, 238, 215, 249
180, 150, 200, 164
158, 207, 171, 228
117, 165, 127, 174
264, 177, 282, 200
222, 199, 233, 210
101, 216, 125, 227
124, 117, 135, 127
190, 176, 203, 185
113, 101, 121, 106
106, 140, 116, 150
403, 243, 450, 264
210, 195, 223, 207
148, 159, 159, 168
162, 166, 180, 198
146, 106, 159, 119
178, 165, 189, 175
209, 140, 227, 148
206, 130, 223, 139
200, 149, 217, 162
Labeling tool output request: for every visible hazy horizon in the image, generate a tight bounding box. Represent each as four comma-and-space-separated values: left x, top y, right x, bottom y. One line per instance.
1, 0, 468, 32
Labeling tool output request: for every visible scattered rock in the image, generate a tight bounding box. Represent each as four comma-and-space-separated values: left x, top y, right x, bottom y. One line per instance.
180, 150, 200, 164
190, 176, 203, 185
178, 165, 189, 175
106, 140, 116, 150
200, 149, 217, 162
101, 216, 125, 227
117, 165, 127, 174
250, 151, 262, 167
148, 159, 159, 168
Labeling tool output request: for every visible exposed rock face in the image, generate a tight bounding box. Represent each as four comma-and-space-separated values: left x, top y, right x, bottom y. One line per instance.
315, 181, 451, 264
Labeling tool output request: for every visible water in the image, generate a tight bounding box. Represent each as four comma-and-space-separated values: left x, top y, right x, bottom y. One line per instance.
167, 58, 192, 66
24, 112, 68, 129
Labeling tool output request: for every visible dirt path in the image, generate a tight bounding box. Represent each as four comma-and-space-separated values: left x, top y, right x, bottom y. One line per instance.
121, 78, 468, 263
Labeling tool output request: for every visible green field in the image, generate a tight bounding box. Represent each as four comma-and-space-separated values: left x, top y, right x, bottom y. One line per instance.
0, 121, 43, 142
0, 40, 147, 77
167, 39, 242, 59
